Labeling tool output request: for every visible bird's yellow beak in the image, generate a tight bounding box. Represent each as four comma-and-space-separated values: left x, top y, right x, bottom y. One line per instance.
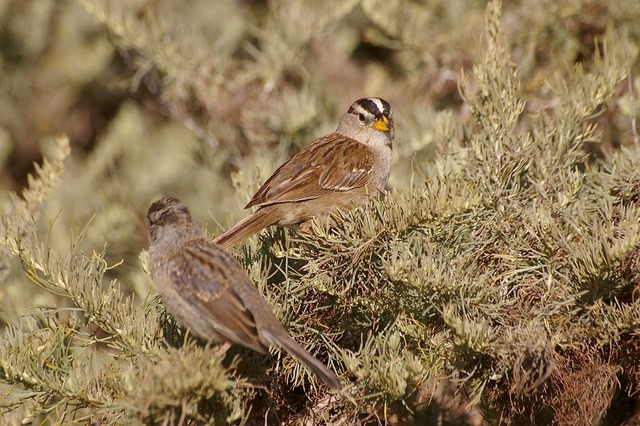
372, 116, 390, 132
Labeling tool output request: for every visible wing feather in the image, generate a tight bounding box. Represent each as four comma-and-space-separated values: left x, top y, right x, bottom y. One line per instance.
169, 243, 265, 352
246, 135, 375, 208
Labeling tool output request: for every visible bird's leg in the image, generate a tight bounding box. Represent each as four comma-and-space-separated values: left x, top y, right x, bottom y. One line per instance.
298, 220, 314, 235
215, 340, 233, 357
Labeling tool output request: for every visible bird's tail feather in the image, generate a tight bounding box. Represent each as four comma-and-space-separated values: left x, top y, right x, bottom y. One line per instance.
214, 209, 275, 249
262, 330, 341, 390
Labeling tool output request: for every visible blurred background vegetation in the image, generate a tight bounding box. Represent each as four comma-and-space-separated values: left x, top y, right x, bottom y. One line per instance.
1, 0, 640, 424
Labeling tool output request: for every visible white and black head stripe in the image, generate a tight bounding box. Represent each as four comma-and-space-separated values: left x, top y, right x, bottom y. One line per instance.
350, 97, 392, 120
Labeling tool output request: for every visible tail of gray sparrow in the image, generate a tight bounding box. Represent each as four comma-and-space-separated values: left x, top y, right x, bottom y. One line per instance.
215, 97, 394, 249
147, 196, 341, 390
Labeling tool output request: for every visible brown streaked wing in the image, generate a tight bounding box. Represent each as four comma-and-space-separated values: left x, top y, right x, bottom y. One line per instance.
171, 242, 265, 352
317, 139, 375, 191
246, 135, 375, 208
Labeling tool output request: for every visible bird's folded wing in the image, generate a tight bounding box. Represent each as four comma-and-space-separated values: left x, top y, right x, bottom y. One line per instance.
170, 243, 266, 353
246, 135, 376, 208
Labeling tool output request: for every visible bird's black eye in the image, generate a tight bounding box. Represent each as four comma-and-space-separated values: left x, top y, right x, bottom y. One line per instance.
358, 113, 366, 124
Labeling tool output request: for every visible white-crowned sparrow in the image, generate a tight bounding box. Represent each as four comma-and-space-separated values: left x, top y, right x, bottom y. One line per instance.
214, 97, 394, 249
147, 197, 341, 390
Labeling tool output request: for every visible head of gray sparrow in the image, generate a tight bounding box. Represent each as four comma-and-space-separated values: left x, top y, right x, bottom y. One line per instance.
337, 97, 394, 149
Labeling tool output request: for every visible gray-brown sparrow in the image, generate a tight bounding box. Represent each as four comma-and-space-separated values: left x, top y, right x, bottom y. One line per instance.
214, 97, 394, 249
147, 196, 341, 390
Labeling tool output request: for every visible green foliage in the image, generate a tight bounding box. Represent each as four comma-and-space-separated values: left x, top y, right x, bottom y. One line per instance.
1, 0, 640, 424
